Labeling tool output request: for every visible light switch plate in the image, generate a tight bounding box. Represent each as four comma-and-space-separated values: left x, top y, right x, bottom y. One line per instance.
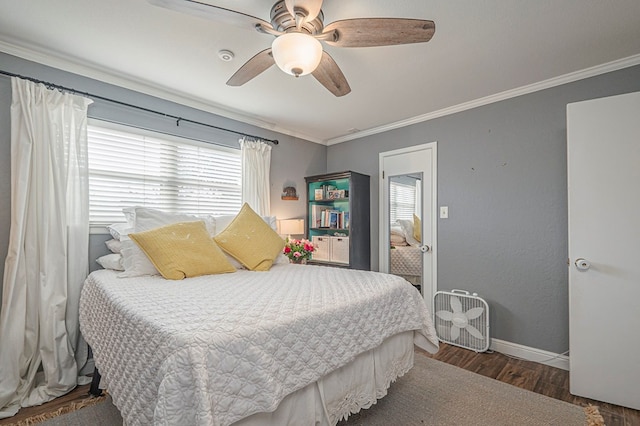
440, 206, 449, 219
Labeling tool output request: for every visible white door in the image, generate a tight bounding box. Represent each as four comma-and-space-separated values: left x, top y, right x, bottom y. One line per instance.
567, 91, 640, 410
380, 143, 437, 307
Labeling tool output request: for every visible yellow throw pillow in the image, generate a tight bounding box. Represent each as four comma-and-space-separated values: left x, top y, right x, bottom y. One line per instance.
129, 221, 235, 280
413, 214, 422, 243
214, 203, 285, 271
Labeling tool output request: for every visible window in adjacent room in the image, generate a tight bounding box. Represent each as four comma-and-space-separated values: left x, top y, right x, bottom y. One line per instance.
87, 121, 242, 229
389, 178, 417, 223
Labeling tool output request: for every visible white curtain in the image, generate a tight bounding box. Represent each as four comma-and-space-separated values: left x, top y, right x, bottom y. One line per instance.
0, 78, 92, 418
415, 179, 422, 217
240, 137, 271, 216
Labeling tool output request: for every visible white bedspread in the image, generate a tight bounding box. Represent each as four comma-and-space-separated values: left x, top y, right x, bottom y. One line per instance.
79, 264, 439, 426
390, 245, 423, 277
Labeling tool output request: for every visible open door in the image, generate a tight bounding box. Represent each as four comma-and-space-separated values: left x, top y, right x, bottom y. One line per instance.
567, 92, 640, 410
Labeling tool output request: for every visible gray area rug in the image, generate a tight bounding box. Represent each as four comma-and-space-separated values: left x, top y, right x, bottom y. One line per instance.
38, 394, 122, 426
339, 354, 590, 425
41, 354, 592, 426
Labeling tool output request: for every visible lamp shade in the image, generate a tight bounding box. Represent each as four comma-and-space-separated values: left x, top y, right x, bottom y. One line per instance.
278, 219, 305, 236
272, 32, 323, 77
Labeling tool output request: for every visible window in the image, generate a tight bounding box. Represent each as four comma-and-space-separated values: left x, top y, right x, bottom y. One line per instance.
87, 122, 242, 227
389, 179, 417, 224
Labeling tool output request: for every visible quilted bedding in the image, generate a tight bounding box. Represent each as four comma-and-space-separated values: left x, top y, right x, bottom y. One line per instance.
390, 245, 423, 277
79, 264, 439, 426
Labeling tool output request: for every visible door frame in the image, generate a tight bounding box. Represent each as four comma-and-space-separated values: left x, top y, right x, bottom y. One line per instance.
379, 142, 438, 304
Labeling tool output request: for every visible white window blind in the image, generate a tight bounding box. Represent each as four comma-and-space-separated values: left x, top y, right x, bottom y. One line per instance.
88, 123, 242, 226
390, 180, 416, 223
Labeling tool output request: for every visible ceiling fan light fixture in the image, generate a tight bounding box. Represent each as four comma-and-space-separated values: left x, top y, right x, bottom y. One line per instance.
271, 32, 322, 77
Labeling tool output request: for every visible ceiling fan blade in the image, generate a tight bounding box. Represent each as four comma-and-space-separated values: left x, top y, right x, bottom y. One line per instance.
226, 49, 275, 86
323, 18, 435, 48
285, 0, 323, 23
148, 0, 273, 31
312, 51, 351, 97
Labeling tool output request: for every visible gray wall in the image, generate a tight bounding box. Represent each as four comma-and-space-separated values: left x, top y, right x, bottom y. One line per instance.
327, 64, 640, 354
0, 52, 325, 296
3, 49, 639, 355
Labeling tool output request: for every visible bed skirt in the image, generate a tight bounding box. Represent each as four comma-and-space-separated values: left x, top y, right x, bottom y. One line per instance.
234, 331, 415, 426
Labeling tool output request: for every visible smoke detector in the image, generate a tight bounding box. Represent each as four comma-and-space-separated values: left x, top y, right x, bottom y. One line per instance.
218, 50, 235, 62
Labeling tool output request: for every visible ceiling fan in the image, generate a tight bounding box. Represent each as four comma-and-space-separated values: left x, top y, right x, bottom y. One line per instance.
148, 0, 435, 97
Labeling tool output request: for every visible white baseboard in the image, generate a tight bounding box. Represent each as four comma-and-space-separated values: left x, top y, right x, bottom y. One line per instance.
490, 338, 569, 371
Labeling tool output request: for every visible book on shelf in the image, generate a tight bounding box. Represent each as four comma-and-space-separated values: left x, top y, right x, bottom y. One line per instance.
315, 184, 337, 200
329, 211, 339, 228
311, 204, 324, 228
320, 209, 336, 227
312, 208, 349, 230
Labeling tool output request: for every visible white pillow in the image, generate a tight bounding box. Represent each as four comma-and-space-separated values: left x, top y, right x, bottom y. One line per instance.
134, 207, 215, 235
119, 237, 160, 277
398, 219, 420, 247
105, 238, 122, 254
107, 223, 133, 241
119, 207, 215, 278
390, 233, 407, 245
264, 216, 277, 231
390, 224, 405, 236
96, 253, 124, 271
122, 206, 136, 226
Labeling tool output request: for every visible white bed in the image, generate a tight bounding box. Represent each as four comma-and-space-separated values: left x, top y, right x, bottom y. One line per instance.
389, 245, 422, 278
79, 264, 439, 426
389, 220, 423, 286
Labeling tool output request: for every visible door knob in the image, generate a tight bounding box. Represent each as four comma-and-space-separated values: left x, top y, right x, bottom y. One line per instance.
420, 245, 430, 253
575, 258, 591, 271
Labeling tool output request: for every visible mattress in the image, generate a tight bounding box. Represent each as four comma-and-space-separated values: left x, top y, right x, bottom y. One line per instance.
79, 264, 439, 425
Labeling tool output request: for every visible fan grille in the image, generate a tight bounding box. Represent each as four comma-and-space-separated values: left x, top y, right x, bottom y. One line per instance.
434, 290, 490, 352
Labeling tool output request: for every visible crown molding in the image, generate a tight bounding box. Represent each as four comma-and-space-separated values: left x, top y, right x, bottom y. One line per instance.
326, 53, 640, 146
0, 38, 326, 145
3, 37, 638, 148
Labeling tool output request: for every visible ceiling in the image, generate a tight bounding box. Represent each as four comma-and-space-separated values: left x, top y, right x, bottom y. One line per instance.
1, 0, 639, 145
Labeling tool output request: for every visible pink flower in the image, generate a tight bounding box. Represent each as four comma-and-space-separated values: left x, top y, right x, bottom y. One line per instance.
283, 238, 315, 261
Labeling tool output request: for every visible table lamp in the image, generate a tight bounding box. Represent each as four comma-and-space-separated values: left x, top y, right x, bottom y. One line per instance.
278, 219, 305, 240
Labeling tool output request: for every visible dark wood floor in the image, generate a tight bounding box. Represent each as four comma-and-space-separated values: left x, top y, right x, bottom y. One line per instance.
2, 343, 639, 425
0, 383, 94, 425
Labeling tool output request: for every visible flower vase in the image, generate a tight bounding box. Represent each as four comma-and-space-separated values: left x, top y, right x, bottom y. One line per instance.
290, 258, 307, 265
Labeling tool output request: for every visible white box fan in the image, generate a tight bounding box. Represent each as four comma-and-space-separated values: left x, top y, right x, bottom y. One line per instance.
434, 289, 490, 352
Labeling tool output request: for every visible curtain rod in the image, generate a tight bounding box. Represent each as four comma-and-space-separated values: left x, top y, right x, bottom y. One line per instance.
0, 69, 279, 145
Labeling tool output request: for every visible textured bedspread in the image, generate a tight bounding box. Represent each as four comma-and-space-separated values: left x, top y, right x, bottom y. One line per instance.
79, 264, 439, 426
390, 245, 423, 277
